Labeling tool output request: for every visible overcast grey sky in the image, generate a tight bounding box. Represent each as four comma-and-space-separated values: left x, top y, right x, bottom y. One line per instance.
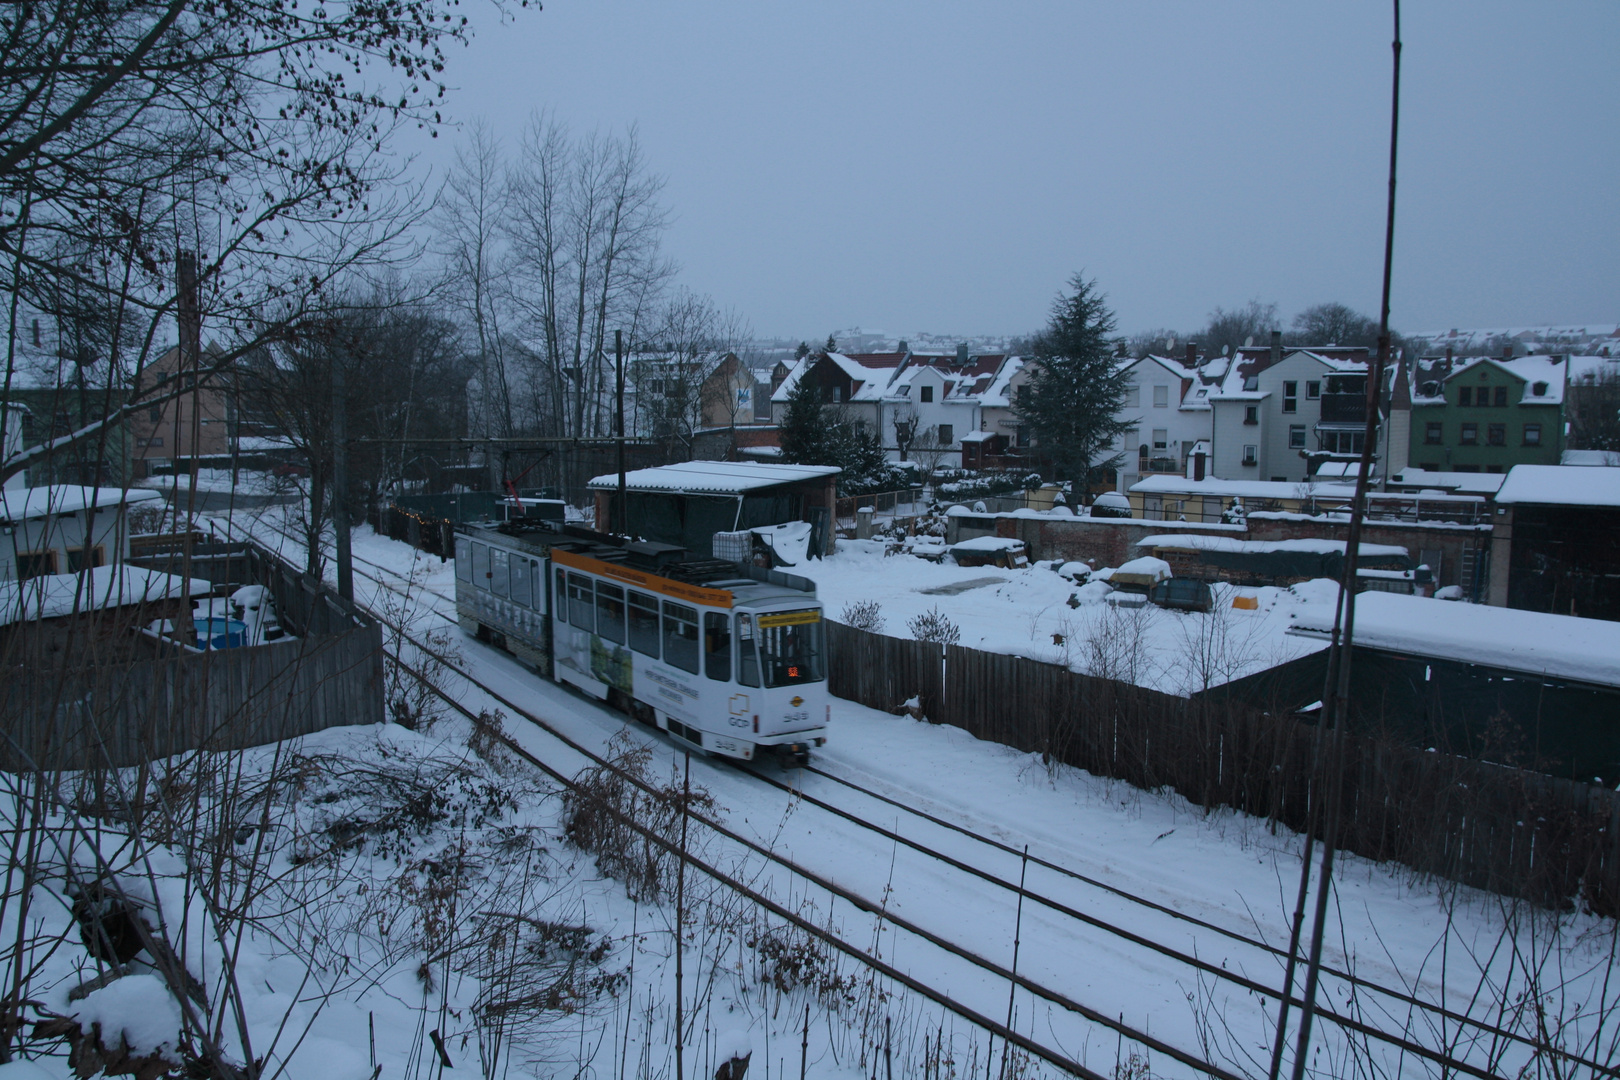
412, 1, 1618, 340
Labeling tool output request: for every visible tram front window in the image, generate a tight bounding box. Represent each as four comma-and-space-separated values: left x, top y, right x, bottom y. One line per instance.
757, 610, 825, 687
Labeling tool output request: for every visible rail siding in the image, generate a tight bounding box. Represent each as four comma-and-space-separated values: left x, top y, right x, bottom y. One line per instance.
825, 621, 1620, 914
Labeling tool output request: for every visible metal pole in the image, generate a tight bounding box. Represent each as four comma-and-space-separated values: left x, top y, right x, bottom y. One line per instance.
674, 750, 689, 1080
1288, 6, 1400, 1079
332, 354, 353, 602
1000, 845, 1030, 1080
616, 328, 627, 534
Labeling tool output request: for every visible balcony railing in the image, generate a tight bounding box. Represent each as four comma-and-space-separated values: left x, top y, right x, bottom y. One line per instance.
1319, 393, 1367, 424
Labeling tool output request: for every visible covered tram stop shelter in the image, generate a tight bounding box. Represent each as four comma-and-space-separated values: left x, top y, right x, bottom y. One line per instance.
588, 461, 840, 561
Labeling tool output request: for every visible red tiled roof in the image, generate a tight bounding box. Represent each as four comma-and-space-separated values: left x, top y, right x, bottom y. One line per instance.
844, 351, 909, 368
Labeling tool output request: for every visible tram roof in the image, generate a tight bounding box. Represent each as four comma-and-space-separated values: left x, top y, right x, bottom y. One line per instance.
587, 461, 841, 496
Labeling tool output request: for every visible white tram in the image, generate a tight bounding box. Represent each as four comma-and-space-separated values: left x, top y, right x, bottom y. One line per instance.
454, 520, 829, 765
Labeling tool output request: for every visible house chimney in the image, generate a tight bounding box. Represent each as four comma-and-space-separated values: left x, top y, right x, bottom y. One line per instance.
955, 342, 969, 366
177, 250, 201, 368
1269, 329, 1282, 367
1502, 342, 1513, 360
1185, 342, 1197, 368
1193, 451, 1206, 482
1445, 345, 1452, 363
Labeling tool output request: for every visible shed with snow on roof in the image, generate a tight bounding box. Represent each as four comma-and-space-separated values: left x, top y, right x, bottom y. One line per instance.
1488, 464, 1620, 621
1136, 534, 1414, 590
588, 461, 840, 560
1203, 592, 1620, 786
1, 485, 163, 583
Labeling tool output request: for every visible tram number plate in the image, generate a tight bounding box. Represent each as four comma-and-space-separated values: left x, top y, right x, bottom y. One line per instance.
711, 737, 741, 754
785, 710, 808, 724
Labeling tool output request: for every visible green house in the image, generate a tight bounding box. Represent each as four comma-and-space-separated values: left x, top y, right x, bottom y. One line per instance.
1410, 355, 1565, 474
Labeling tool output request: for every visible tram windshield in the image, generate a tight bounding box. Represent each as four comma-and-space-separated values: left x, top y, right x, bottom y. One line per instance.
754, 609, 825, 687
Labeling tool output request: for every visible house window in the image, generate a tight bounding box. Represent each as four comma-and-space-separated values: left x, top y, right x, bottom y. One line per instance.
1458, 386, 1472, 407
16, 550, 57, 579
1289, 425, 1306, 449
937, 424, 953, 445
144, 436, 164, 448
66, 546, 105, 573
1306, 381, 1320, 400
1532, 381, 1549, 397
1015, 426, 1029, 448
1460, 422, 1478, 445
1493, 386, 1508, 407
1153, 385, 1168, 407
1242, 445, 1257, 466
1487, 423, 1506, 446
1486, 464, 1504, 474
1523, 423, 1542, 446
1283, 381, 1297, 413
832, 385, 843, 403
1244, 405, 1258, 425
1424, 421, 1443, 445
148, 406, 162, 422
920, 385, 933, 403
1124, 386, 1140, 408
1151, 428, 1168, 449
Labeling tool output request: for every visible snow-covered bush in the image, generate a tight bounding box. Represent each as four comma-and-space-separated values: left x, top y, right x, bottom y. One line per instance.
840, 599, 886, 633
907, 605, 961, 646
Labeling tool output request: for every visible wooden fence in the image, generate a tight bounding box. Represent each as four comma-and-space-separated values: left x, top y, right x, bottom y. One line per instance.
2, 542, 384, 771
826, 622, 1620, 915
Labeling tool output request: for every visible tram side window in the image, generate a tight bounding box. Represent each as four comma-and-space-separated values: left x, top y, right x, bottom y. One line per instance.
554, 568, 567, 621
704, 612, 731, 682
596, 582, 627, 644
472, 543, 490, 589
567, 574, 594, 633
454, 537, 472, 581
490, 548, 509, 597
662, 601, 700, 674
628, 591, 660, 657
735, 613, 760, 687
510, 555, 530, 608
529, 560, 546, 611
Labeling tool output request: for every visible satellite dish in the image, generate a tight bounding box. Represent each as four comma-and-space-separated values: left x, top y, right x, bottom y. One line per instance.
1223, 345, 1231, 356
1244, 336, 1254, 347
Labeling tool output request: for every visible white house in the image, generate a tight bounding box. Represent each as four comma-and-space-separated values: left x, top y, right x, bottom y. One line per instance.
2, 403, 24, 491
1, 485, 163, 582
1103, 352, 1216, 490
1208, 347, 1372, 483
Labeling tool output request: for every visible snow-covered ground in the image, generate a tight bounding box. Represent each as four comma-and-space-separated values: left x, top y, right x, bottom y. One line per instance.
29, 500, 1601, 1080
137, 468, 287, 495
793, 538, 1327, 695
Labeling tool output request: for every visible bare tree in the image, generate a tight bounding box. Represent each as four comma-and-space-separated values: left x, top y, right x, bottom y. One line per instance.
0, 0, 501, 486
1200, 300, 1279, 358
1288, 302, 1380, 348
1568, 368, 1620, 452
505, 114, 675, 447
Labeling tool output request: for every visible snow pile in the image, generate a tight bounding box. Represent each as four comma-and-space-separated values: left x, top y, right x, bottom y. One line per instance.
1112, 556, 1172, 581
70, 974, 182, 1059
950, 536, 1024, 552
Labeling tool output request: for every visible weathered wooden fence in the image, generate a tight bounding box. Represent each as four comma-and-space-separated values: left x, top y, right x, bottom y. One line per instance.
2, 542, 384, 771
826, 622, 1620, 915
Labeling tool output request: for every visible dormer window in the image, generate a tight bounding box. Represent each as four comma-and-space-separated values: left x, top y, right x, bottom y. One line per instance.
1532, 381, 1549, 397
920, 385, 933, 403
1243, 376, 1259, 392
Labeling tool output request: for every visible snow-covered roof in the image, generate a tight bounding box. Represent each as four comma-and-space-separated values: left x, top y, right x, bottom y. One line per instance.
1408, 324, 1620, 352
587, 461, 840, 495
1136, 535, 1408, 558
974, 356, 1024, 408
1289, 592, 1620, 688
958, 430, 997, 443
1207, 349, 1367, 402
1130, 475, 1355, 501
0, 565, 209, 627
771, 351, 1028, 409
1495, 464, 1620, 508
951, 536, 1025, 552
0, 485, 162, 524
1386, 468, 1506, 495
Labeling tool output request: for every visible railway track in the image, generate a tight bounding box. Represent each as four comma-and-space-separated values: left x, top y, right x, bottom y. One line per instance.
236, 512, 1605, 1079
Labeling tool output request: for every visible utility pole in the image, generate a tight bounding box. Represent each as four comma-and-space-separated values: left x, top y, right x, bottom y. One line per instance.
616, 328, 627, 535
332, 355, 353, 602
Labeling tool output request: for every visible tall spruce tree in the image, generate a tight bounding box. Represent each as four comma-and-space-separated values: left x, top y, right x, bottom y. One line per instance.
778, 363, 831, 464
1015, 274, 1134, 488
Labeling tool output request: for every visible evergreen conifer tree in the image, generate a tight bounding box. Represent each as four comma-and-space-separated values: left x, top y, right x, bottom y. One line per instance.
1014, 274, 1134, 488
778, 363, 830, 464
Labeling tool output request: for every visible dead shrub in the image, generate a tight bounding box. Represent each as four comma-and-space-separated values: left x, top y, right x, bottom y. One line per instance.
562, 732, 716, 901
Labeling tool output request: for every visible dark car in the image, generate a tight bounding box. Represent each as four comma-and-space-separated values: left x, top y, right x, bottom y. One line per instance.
1148, 577, 1214, 613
